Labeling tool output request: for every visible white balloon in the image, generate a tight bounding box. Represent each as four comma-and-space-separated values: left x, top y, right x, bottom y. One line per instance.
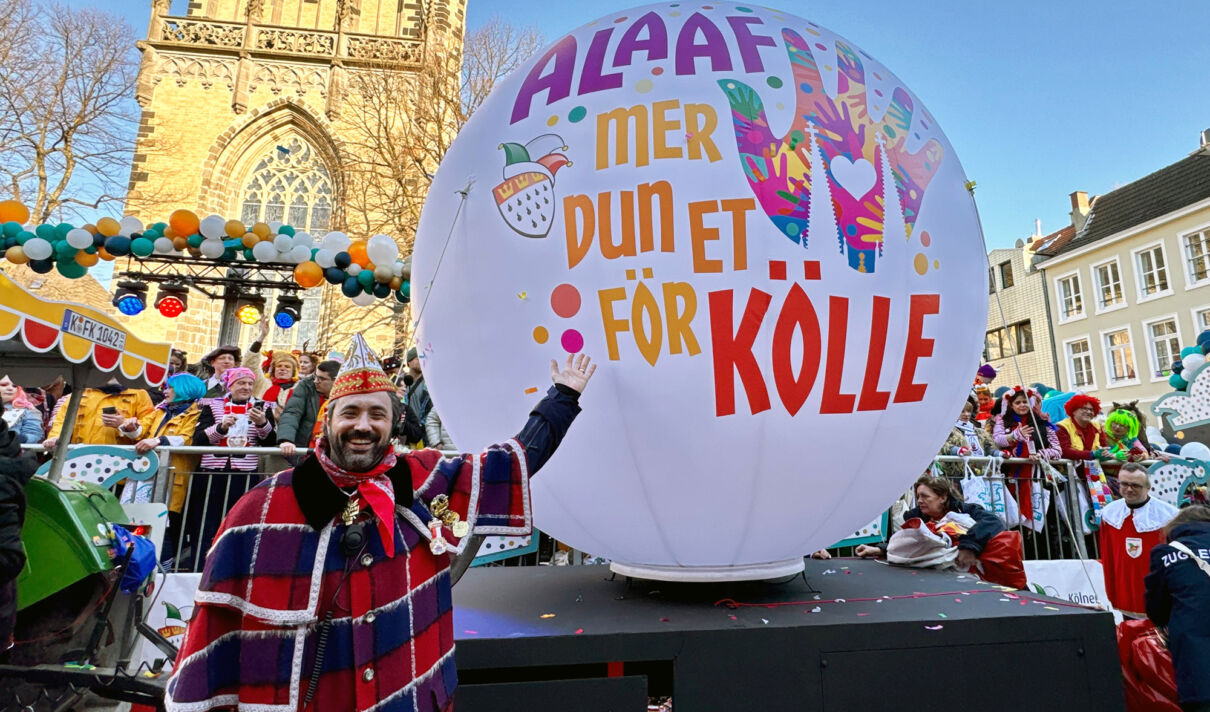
268, 221, 283, 233
1182, 353, 1206, 372
65, 228, 93, 250
273, 235, 294, 252
290, 245, 312, 263
352, 292, 376, 307
346, 263, 362, 277
199, 239, 225, 259
322, 230, 351, 252
1146, 426, 1168, 450
412, 2, 988, 579
392, 261, 403, 277
314, 248, 336, 268
251, 241, 277, 262
366, 233, 398, 266
293, 231, 314, 249
1180, 441, 1210, 462
23, 237, 52, 260
153, 237, 175, 254
200, 215, 227, 240
119, 216, 144, 237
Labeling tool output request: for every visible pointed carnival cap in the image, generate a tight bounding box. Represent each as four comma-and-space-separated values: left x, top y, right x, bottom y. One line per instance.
329, 334, 395, 400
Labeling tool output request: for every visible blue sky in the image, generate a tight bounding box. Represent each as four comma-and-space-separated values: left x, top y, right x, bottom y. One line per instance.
110, 0, 1210, 251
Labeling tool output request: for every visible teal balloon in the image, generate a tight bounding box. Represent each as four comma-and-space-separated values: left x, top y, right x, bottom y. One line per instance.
324, 267, 345, 284
400, 280, 410, 299
143, 228, 161, 239
34, 224, 55, 240
54, 222, 72, 240
1181, 346, 1200, 358
394, 288, 409, 304
278, 224, 295, 236
186, 234, 203, 248
341, 277, 361, 297
53, 241, 77, 260
130, 237, 154, 257
357, 269, 374, 290
104, 235, 131, 256
1170, 372, 1188, 390
151, 222, 167, 232
2, 222, 20, 237
372, 282, 390, 298
221, 248, 238, 260
55, 260, 86, 279
243, 248, 255, 260
310, 248, 318, 259
84, 246, 96, 254
16, 231, 34, 245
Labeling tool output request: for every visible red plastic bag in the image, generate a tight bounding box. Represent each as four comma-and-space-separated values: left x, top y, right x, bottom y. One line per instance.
1118, 618, 1180, 712
975, 530, 1027, 589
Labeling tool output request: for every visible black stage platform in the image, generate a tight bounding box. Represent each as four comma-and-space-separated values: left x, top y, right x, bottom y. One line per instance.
453, 559, 1124, 711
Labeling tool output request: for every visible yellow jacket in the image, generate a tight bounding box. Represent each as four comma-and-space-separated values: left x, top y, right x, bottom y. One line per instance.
137, 402, 202, 513
48, 388, 155, 445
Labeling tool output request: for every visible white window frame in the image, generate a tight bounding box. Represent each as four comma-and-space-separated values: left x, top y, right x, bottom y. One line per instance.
1141, 313, 1183, 383
1191, 306, 1210, 335
1099, 324, 1140, 388
1054, 270, 1085, 323
1181, 223, 1210, 290
1131, 239, 1175, 303
1090, 257, 1127, 315
1063, 335, 1097, 392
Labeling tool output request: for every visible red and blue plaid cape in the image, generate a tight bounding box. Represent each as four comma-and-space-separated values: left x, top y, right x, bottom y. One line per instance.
165, 440, 531, 712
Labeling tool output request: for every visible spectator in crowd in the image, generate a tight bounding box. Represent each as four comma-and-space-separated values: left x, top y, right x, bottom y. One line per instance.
394, 396, 424, 447
43, 378, 154, 450
253, 350, 299, 410
1111, 400, 1169, 462
296, 350, 320, 380
382, 354, 402, 383
37, 376, 69, 433
0, 375, 44, 445
992, 386, 1061, 531
277, 360, 339, 460
1145, 505, 1210, 712
1099, 463, 1178, 618
1054, 394, 1115, 483
973, 384, 994, 424
128, 373, 207, 562
974, 363, 996, 386
938, 396, 997, 479
406, 345, 432, 425
856, 475, 1004, 571
201, 345, 241, 398
187, 367, 276, 567
169, 349, 188, 376
0, 413, 37, 656
1102, 408, 1149, 465
426, 407, 454, 451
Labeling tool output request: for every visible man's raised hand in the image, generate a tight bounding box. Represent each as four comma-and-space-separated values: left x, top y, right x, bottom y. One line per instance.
551, 354, 596, 394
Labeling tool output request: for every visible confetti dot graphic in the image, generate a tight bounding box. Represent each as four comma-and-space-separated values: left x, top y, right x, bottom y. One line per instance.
561, 329, 584, 353
651, 66, 664, 76
636, 78, 654, 94
913, 253, 928, 275
766, 76, 783, 89
933, 259, 940, 270
551, 283, 581, 318
533, 326, 549, 344
568, 106, 587, 123
546, 115, 558, 127
920, 230, 931, 247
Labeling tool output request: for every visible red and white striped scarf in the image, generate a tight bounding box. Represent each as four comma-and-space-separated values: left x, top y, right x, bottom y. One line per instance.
314, 437, 398, 557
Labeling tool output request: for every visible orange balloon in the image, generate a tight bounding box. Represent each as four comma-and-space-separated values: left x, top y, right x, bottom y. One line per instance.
389, 276, 402, 290
5, 246, 28, 264
96, 247, 114, 261
172, 237, 188, 250
348, 240, 370, 267
83, 223, 98, 235
225, 219, 246, 238
75, 251, 99, 267
241, 232, 259, 248
0, 200, 30, 224
169, 209, 200, 237
163, 226, 176, 239
251, 222, 272, 239
294, 261, 324, 288
96, 217, 121, 237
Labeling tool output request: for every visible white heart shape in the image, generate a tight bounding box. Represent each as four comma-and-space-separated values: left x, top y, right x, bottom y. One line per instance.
829, 155, 877, 198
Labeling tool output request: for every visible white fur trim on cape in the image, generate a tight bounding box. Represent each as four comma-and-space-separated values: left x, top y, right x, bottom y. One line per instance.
1101, 498, 1178, 533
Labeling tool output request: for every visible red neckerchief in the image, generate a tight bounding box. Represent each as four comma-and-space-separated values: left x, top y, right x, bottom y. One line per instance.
262, 378, 296, 405
314, 437, 398, 557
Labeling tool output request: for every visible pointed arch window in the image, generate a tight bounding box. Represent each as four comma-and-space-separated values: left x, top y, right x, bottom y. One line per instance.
238, 136, 334, 232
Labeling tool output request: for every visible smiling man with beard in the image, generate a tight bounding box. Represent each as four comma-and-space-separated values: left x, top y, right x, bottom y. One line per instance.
167, 335, 595, 712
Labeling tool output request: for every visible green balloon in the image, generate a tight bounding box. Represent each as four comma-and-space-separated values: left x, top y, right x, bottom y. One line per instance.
222, 248, 238, 260
56, 260, 86, 279
16, 231, 34, 245
35, 224, 55, 239
53, 241, 77, 260
130, 237, 154, 257
151, 222, 167, 232
2, 222, 20, 237
54, 222, 73, 239
357, 269, 374, 290
400, 280, 410, 298
84, 246, 96, 254
186, 234, 203, 248
278, 224, 295, 237
243, 248, 255, 260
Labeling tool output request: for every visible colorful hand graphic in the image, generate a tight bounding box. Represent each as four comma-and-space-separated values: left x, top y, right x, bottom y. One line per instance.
718, 29, 944, 274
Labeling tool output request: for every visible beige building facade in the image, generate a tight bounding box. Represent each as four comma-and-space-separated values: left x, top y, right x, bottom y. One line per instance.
1036, 141, 1210, 409
120, 0, 465, 358
983, 237, 1061, 390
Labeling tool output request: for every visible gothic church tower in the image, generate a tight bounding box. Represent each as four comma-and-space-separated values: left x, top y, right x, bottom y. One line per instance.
127, 0, 466, 356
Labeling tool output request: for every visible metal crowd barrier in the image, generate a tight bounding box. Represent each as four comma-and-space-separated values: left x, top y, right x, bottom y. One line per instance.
21, 444, 1152, 569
